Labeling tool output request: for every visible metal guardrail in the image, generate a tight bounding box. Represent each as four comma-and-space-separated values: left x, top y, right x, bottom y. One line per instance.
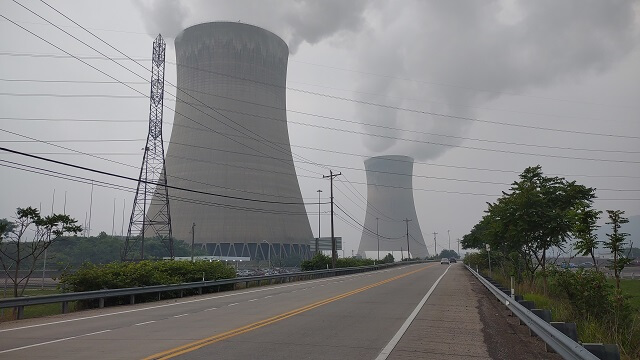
1, 260, 428, 319
465, 265, 599, 360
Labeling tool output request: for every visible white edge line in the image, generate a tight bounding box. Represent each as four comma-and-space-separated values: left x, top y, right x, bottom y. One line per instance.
375, 265, 451, 360
0, 329, 111, 354
0, 264, 407, 334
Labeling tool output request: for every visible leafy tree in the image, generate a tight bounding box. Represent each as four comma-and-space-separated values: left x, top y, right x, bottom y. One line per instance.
438, 249, 459, 259
572, 207, 602, 270
382, 253, 394, 263
461, 166, 597, 293
0, 207, 81, 297
603, 210, 632, 290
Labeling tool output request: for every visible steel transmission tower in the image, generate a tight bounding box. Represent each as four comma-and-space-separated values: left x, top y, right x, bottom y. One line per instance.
122, 34, 172, 260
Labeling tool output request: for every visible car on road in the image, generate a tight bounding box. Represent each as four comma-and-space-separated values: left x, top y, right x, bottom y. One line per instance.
440, 258, 450, 264
449, 258, 457, 263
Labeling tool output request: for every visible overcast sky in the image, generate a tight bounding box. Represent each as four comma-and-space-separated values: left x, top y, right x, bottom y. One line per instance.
1, 0, 639, 257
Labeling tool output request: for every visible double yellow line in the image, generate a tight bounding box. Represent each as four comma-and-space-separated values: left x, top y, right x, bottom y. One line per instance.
144, 264, 432, 359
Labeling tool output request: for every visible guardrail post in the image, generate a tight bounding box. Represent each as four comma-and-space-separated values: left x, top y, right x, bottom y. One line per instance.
62, 301, 69, 314
198, 287, 202, 295
99, 298, 105, 308
582, 343, 620, 360
179, 290, 183, 298
157, 292, 161, 301
130, 295, 135, 305
17, 305, 24, 320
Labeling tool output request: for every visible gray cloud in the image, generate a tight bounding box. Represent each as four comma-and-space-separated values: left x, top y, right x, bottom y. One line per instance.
353, 0, 639, 160
134, 0, 639, 160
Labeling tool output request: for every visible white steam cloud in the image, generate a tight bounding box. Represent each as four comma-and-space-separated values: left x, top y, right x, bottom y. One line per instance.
135, 0, 639, 160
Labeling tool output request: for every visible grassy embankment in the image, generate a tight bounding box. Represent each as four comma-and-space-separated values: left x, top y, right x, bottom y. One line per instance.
0, 288, 74, 321
489, 271, 639, 360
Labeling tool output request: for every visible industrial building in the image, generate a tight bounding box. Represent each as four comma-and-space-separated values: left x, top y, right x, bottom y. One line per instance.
357, 155, 430, 259
146, 22, 314, 260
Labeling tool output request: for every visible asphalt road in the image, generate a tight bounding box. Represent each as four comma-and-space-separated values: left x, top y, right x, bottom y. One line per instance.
0, 263, 452, 359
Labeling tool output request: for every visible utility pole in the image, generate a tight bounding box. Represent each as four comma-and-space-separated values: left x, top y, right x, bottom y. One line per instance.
448, 229, 451, 251
401, 247, 403, 261
190, 222, 196, 262
404, 218, 411, 259
457, 238, 461, 258
432, 232, 438, 257
317, 189, 322, 254
376, 217, 380, 262
323, 170, 341, 269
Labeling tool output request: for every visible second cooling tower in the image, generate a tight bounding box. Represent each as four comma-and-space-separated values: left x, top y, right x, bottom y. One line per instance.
357, 155, 429, 259
149, 22, 313, 259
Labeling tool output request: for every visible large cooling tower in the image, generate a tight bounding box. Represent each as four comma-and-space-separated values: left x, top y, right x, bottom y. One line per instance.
357, 155, 429, 259
148, 22, 313, 260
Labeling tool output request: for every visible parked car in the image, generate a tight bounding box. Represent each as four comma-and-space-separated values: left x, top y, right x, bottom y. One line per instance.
449, 258, 457, 263
440, 258, 450, 264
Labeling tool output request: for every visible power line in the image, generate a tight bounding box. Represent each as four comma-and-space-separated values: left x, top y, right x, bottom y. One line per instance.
0, 146, 329, 206
4, 134, 638, 193
0, 160, 325, 216
0, 8, 326, 182
34, 0, 331, 177
5, 78, 638, 155
2, 119, 638, 179
3, 47, 637, 140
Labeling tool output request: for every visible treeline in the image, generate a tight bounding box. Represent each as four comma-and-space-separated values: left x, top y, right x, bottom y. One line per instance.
1, 232, 207, 270
461, 165, 638, 358
300, 253, 395, 271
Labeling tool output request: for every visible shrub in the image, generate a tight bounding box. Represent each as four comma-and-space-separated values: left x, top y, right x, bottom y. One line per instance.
59, 260, 236, 292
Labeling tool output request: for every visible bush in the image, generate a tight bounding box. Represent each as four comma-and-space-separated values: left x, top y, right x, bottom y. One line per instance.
59, 260, 236, 292
300, 254, 383, 271
547, 268, 614, 319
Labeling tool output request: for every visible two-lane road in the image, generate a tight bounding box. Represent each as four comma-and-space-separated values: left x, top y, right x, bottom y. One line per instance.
1, 263, 450, 359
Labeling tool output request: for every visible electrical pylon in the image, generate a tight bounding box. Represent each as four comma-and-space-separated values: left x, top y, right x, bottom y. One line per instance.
122, 34, 173, 260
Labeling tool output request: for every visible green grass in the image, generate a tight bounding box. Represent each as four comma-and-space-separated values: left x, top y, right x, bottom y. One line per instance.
0, 287, 78, 321
612, 279, 640, 310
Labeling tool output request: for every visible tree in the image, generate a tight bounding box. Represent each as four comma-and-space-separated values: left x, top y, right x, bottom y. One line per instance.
572, 207, 602, 270
382, 253, 395, 263
603, 210, 632, 290
438, 249, 458, 259
0, 207, 81, 297
461, 166, 597, 293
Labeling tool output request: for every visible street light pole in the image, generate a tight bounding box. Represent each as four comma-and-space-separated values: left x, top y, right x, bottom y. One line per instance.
317, 189, 322, 254
376, 217, 380, 262
404, 219, 411, 260
262, 240, 271, 269
191, 222, 196, 262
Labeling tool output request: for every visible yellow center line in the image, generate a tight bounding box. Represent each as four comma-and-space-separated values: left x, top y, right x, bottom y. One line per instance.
143, 264, 435, 360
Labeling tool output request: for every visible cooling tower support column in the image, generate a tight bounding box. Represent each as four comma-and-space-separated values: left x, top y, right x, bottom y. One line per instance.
123, 34, 172, 260
357, 155, 429, 259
